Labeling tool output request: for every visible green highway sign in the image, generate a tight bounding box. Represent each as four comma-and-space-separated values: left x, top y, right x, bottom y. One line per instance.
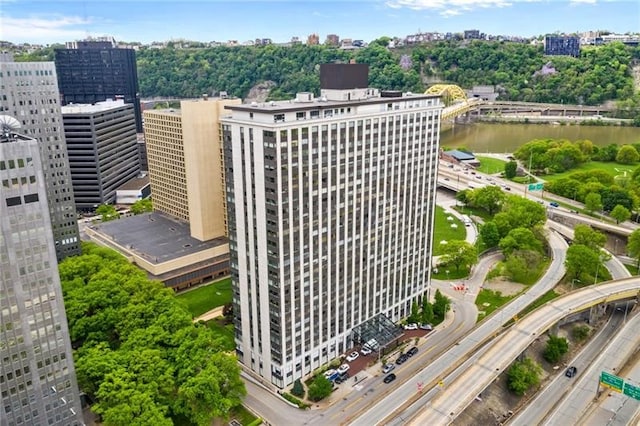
623, 382, 640, 401
528, 183, 544, 191
601, 371, 624, 393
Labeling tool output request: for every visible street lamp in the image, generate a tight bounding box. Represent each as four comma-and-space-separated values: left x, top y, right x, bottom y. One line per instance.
571, 278, 581, 291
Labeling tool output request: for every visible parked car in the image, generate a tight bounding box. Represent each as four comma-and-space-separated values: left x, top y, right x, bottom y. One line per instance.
404, 323, 418, 330
395, 354, 409, 365
346, 351, 360, 362
407, 347, 419, 357
323, 369, 337, 379
383, 373, 397, 384
565, 366, 577, 378
382, 363, 395, 374
549, 201, 559, 208
419, 323, 433, 330
360, 346, 372, 356
335, 372, 349, 384
337, 363, 350, 375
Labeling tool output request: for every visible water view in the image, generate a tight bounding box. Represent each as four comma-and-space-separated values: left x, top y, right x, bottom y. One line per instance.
441, 122, 640, 154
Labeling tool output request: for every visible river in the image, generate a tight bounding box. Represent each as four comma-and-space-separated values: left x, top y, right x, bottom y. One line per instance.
440, 122, 640, 153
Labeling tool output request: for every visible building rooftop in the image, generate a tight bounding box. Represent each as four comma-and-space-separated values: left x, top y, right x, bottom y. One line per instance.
226, 91, 439, 114
61, 99, 130, 114
90, 212, 227, 264
117, 174, 150, 191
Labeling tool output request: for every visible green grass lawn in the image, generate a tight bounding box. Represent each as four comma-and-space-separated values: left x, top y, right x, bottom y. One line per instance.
541, 161, 635, 183
431, 266, 471, 280
433, 205, 467, 256
175, 278, 232, 317
476, 156, 507, 175
476, 289, 515, 321
205, 318, 236, 350
624, 263, 640, 276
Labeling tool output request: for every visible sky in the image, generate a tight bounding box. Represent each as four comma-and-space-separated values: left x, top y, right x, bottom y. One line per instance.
0, 0, 638, 45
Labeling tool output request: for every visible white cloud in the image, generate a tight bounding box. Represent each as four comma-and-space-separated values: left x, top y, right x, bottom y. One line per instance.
0, 15, 93, 44
570, 0, 597, 4
386, 0, 516, 17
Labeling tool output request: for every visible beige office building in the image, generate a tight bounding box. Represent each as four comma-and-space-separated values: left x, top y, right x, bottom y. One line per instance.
143, 96, 241, 241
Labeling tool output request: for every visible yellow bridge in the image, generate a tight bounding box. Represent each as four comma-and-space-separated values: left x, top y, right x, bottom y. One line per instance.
426, 84, 613, 120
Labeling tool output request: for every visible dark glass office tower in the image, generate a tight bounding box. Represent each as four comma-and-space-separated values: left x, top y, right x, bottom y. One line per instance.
54, 38, 143, 132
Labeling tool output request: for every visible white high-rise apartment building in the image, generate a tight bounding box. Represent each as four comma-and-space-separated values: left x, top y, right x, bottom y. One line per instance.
0, 122, 83, 425
222, 66, 442, 388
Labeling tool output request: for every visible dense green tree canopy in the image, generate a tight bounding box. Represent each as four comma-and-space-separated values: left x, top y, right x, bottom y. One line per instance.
18, 40, 636, 106
59, 243, 245, 425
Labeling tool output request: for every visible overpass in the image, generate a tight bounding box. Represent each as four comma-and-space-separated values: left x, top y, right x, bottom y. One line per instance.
408, 277, 640, 425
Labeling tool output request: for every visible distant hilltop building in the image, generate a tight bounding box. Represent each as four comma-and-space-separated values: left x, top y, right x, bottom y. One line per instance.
307, 33, 320, 45
325, 34, 340, 46
464, 29, 482, 40
544, 35, 580, 57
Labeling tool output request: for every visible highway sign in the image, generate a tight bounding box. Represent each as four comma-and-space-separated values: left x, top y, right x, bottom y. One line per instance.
528, 183, 544, 191
600, 371, 624, 393
623, 382, 640, 401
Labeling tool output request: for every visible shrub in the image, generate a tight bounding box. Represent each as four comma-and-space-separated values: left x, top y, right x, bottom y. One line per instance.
507, 357, 542, 396
281, 392, 310, 409
572, 324, 591, 341
307, 376, 333, 402
291, 379, 305, 398
543, 335, 569, 363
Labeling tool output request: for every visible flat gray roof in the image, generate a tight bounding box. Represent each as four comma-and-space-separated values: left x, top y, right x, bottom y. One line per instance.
91, 212, 226, 264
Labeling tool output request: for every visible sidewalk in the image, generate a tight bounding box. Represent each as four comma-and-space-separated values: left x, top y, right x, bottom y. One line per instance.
194, 306, 224, 322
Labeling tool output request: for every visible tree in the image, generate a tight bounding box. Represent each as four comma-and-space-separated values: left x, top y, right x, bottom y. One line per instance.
58, 243, 246, 425
494, 196, 547, 237
438, 240, 478, 272
610, 204, 631, 224
584, 192, 603, 214
470, 185, 506, 215
573, 224, 606, 250
408, 301, 420, 323
507, 357, 543, 396
96, 204, 120, 221
455, 189, 471, 206
543, 335, 569, 363
421, 298, 434, 324
480, 221, 500, 248
433, 289, 451, 320
616, 144, 640, 164
565, 244, 600, 280
628, 229, 640, 273
307, 375, 333, 401
291, 379, 305, 398
499, 228, 543, 257
130, 198, 153, 215
504, 160, 517, 179
504, 250, 543, 283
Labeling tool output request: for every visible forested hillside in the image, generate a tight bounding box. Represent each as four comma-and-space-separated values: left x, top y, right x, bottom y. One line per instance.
15, 40, 640, 108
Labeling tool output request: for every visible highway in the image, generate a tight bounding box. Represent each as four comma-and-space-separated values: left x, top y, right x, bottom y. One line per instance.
539, 304, 640, 426
508, 310, 625, 425
350, 230, 568, 426
407, 278, 640, 425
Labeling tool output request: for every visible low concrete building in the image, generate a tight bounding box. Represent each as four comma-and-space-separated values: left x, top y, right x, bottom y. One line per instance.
85, 212, 229, 290
116, 174, 150, 205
